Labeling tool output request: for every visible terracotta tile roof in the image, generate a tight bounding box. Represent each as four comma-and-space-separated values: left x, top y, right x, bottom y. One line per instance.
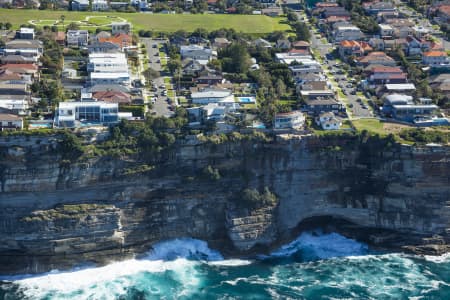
293, 41, 310, 47
288, 49, 310, 55
438, 5, 450, 15
423, 51, 448, 57
371, 66, 403, 73
0, 63, 38, 71
98, 33, 131, 48
55, 31, 65, 41
92, 91, 131, 104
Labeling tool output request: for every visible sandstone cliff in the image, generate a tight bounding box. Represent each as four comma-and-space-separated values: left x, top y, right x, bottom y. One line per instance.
0, 133, 448, 275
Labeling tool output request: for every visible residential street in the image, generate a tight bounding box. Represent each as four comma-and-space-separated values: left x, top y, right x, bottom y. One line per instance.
298, 11, 374, 119
140, 38, 174, 117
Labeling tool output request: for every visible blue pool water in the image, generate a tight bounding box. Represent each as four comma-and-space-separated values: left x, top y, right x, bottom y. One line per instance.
238, 97, 256, 103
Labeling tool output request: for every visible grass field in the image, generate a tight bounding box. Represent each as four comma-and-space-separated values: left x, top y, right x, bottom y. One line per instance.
351, 118, 388, 136
0, 9, 289, 33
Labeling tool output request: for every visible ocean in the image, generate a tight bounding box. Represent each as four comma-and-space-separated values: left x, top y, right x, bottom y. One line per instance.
1, 231, 449, 299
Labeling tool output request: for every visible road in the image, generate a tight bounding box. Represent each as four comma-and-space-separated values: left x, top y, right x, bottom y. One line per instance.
140, 38, 174, 118
298, 11, 373, 119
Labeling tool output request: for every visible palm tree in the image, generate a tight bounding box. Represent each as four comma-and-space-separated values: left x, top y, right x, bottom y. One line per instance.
60, 15, 65, 32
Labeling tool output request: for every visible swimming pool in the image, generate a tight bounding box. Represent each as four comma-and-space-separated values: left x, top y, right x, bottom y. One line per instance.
29, 123, 52, 129
237, 96, 256, 103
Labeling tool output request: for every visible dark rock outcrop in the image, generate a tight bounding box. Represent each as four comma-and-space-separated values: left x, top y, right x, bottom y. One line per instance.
0, 133, 449, 275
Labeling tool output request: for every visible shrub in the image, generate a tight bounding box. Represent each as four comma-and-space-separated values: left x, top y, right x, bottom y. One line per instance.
239, 187, 278, 209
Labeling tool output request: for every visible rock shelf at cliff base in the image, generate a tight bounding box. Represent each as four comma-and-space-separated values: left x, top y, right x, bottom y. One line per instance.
0, 133, 448, 275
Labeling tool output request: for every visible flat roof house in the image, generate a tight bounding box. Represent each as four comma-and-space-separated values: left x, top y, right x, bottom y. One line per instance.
67, 30, 89, 47
333, 25, 364, 43
180, 45, 213, 61
55, 101, 119, 128
391, 104, 439, 122
18, 27, 34, 40
90, 72, 130, 86
191, 88, 234, 104
274, 111, 305, 129
88, 52, 128, 73
92, 0, 109, 11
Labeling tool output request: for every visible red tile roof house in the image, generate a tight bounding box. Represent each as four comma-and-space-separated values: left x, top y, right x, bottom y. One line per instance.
368, 66, 408, 85
92, 91, 131, 104
0, 64, 39, 80
436, 4, 450, 24
98, 33, 132, 50
338, 40, 372, 60
422, 51, 449, 67
357, 51, 397, 67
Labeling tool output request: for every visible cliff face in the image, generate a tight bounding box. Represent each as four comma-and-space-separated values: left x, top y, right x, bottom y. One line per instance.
0, 134, 449, 275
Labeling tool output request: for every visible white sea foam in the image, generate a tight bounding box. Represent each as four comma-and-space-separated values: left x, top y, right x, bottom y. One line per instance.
209, 259, 253, 266
145, 237, 224, 261
270, 231, 368, 259
7, 238, 224, 299
423, 252, 450, 263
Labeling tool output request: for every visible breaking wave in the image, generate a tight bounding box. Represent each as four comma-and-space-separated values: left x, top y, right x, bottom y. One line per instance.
1, 234, 450, 299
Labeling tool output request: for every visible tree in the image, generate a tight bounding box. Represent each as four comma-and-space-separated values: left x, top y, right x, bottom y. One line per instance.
4, 22, 11, 30
275, 79, 286, 97
67, 22, 80, 31
142, 67, 160, 82
292, 22, 311, 41
167, 58, 182, 76
219, 43, 251, 73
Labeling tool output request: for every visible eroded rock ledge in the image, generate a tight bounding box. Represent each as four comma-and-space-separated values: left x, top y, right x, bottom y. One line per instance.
0, 133, 448, 274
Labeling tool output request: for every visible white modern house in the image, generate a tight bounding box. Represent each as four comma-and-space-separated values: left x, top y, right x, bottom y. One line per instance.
54, 101, 119, 127
87, 53, 129, 73
191, 89, 234, 104
90, 72, 130, 86
180, 45, 213, 61
18, 28, 35, 40
317, 112, 341, 130
0, 95, 29, 115
67, 30, 89, 47
92, 0, 109, 11
333, 25, 364, 42
289, 61, 323, 78
274, 111, 305, 129
275, 53, 313, 64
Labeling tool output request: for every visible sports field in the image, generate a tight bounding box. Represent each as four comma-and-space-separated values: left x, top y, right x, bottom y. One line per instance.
0, 9, 289, 34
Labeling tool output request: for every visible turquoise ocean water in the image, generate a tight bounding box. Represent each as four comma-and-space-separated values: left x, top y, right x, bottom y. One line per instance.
1, 232, 449, 299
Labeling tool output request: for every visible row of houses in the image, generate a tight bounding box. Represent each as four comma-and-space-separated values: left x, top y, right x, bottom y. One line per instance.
313, 1, 447, 125
0, 27, 43, 130
54, 24, 135, 128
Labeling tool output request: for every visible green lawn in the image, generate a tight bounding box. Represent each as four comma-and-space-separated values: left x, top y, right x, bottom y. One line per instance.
351, 119, 387, 136
0, 9, 289, 33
